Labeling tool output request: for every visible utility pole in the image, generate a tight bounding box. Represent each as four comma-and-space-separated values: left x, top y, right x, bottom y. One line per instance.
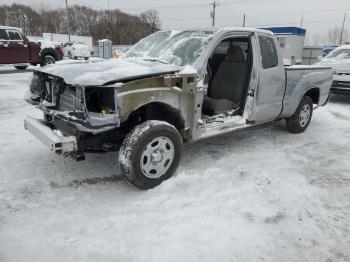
210, 1, 220, 28
65, 0, 71, 42
339, 12, 347, 45
107, 0, 110, 39
243, 13, 246, 27
300, 15, 304, 28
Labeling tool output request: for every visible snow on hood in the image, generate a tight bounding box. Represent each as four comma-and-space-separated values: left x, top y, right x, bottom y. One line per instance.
178, 65, 198, 74
315, 46, 350, 72
35, 58, 183, 86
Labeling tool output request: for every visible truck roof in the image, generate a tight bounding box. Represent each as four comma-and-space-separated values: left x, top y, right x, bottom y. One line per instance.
161, 27, 274, 36
217, 27, 274, 36
0, 26, 23, 32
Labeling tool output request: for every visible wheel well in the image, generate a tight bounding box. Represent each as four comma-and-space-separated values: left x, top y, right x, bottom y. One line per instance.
304, 88, 320, 105
122, 102, 185, 132
41, 48, 58, 61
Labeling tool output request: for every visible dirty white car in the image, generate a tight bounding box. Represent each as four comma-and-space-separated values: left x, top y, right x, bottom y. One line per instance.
64, 42, 90, 60
316, 45, 350, 95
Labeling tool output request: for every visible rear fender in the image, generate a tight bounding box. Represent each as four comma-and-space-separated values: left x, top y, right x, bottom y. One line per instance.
280, 69, 332, 118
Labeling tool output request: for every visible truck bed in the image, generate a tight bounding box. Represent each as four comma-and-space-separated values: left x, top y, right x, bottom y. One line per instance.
280, 65, 333, 118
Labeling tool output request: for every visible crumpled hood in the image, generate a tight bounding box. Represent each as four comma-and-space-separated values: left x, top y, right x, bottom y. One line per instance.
316, 58, 350, 73
36, 58, 183, 86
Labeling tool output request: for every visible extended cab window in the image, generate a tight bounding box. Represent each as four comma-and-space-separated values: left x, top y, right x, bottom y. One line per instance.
0, 29, 9, 41
7, 30, 22, 41
259, 35, 278, 69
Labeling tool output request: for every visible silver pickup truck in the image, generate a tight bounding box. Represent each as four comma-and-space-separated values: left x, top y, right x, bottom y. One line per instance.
24, 28, 333, 189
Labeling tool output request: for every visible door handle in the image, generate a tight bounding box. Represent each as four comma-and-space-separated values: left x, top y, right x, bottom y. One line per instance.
247, 89, 256, 97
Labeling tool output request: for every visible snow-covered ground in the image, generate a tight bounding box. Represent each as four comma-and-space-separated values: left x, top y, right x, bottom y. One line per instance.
0, 68, 350, 262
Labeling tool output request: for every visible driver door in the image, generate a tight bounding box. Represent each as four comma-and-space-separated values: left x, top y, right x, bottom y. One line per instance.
6, 29, 30, 64
0, 29, 11, 64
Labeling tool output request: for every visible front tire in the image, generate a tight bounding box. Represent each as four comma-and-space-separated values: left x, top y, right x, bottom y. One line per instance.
119, 120, 183, 190
286, 96, 313, 133
41, 55, 56, 66
14, 66, 28, 70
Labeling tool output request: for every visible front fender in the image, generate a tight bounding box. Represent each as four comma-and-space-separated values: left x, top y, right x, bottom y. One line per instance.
116, 73, 198, 129
117, 87, 186, 122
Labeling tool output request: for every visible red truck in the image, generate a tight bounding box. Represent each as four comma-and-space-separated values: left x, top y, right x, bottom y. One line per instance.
0, 26, 64, 70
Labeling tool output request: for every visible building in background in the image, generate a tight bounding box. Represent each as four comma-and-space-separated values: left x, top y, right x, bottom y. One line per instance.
302, 46, 323, 65
262, 27, 306, 64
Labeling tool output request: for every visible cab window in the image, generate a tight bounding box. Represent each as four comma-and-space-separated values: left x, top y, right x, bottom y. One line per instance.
259, 35, 278, 69
0, 29, 9, 41
7, 30, 22, 41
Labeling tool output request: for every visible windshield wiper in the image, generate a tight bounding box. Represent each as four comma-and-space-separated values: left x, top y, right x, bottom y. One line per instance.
143, 58, 169, 64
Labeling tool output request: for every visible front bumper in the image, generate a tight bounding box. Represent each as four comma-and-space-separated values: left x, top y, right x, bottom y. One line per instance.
73, 50, 90, 58
331, 80, 350, 95
24, 116, 77, 155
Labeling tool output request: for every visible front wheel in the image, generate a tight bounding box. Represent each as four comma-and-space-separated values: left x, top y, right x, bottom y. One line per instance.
119, 120, 183, 190
41, 55, 56, 66
286, 96, 313, 133
14, 66, 28, 70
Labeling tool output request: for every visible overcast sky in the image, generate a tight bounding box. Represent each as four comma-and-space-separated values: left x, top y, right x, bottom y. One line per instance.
1, 0, 349, 40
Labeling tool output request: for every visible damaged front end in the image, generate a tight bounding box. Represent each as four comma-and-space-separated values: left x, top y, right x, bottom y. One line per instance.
24, 72, 122, 160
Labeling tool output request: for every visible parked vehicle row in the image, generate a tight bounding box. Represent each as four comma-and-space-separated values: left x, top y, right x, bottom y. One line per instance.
0, 26, 64, 69
24, 28, 333, 189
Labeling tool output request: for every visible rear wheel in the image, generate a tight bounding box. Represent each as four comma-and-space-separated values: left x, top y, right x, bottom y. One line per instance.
14, 66, 28, 70
286, 96, 313, 133
41, 55, 56, 66
119, 120, 183, 190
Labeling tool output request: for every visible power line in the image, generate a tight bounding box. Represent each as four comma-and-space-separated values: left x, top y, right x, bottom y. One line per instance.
67, 0, 279, 12
252, 18, 344, 28
162, 8, 348, 22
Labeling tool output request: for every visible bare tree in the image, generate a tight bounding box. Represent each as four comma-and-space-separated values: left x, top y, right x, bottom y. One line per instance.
326, 27, 342, 45
0, 4, 161, 45
139, 9, 161, 34
310, 27, 349, 46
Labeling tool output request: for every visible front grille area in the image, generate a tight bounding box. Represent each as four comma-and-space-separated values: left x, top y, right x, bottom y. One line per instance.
332, 81, 350, 89
59, 85, 76, 111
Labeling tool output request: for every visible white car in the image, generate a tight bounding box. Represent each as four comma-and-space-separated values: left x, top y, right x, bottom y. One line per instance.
64, 42, 90, 60
316, 45, 350, 95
